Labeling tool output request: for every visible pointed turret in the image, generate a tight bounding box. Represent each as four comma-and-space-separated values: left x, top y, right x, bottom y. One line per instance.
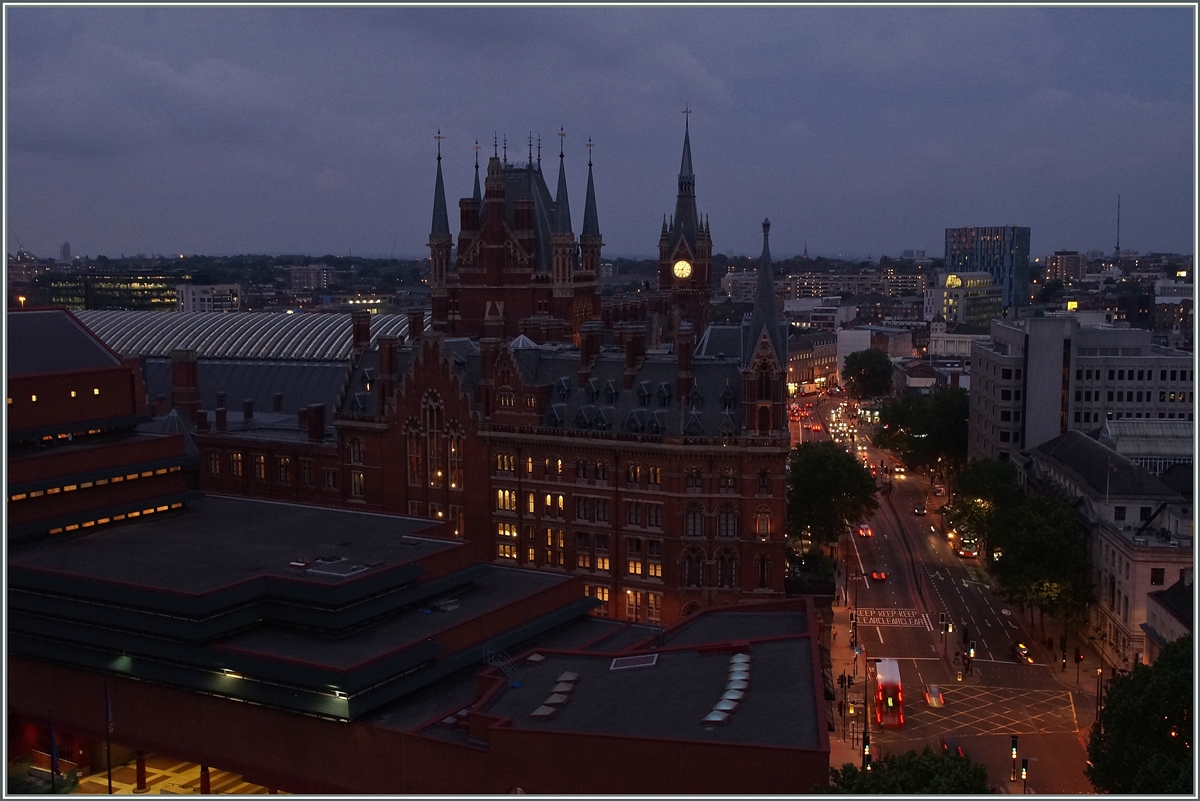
667, 118, 700, 259
431, 135, 450, 238
472, 140, 482, 206
582, 146, 600, 239
743, 218, 785, 367
554, 144, 573, 234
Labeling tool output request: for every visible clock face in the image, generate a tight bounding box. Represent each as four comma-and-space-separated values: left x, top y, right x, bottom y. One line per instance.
673, 259, 693, 279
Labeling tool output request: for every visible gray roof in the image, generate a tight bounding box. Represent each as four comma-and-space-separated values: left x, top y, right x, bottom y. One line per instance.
1148, 578, 1193, 631
1034, 431, 1185, 501
665, 122, 700, 260
553, 152, 573, 234
143, 357, 352, 415
1098, 419, 1195, 460
76, 310, 416, 360
482, 638, 820, 749
7, 309, 123, 376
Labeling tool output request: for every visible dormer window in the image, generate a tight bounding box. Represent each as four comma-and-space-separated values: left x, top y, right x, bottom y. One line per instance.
637, 381, 651, 408
585, 379, 599, 404
556, 378, 570, 402
657, 383, 672, 408
604, 381, 619, 405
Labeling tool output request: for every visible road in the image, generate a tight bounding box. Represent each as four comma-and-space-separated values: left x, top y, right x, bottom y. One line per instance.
812, 396, 1096, 794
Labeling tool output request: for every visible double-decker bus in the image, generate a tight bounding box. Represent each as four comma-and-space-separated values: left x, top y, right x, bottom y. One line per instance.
874, 658, 904, 728
956, 534, 979, 558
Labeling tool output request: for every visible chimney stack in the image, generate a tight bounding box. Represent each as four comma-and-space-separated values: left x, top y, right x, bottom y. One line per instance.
676, 322, 694, 403
215, 407, 227, 431
408, 310, 425, 344
192, 409, 209, 431
351, 309, 372, 352
297, 406, 308, 428
272, 392, 284, 413
243, 399, 254, 422
624, 328, 645, 389
170, 349, 201, 417
578, 320, 604, 386
215, 391, 227, 410
307, 404, 326, 442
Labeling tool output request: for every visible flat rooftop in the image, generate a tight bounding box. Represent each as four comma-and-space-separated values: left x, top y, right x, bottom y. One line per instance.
8, 495, 448, 593
482, 638, 821, 750
215, 564, 574, 669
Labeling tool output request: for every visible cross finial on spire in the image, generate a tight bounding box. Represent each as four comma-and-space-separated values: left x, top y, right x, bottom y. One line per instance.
503, 135, 507, 162
493, 132, 498, 158
558, 126, 565, 158
434, 129, 443, 161
537, 134, 542, 165
586, 137, 594, 168
528, 132, 533, 164
473, 139, 480, 168
683, 106, 691, 130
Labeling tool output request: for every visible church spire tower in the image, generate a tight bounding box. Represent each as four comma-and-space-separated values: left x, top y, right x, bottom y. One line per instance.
741, 219, 786, 437
659, 109, 713, 341
551, 127, 577, 302
429, 130, 452, 331
580, 138, 603, 280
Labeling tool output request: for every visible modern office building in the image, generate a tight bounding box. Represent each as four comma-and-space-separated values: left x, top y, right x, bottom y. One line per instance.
944, 225, 1031, 309
289, 264, 333, 291
176, 284, 241, 313
924, 271, 1003, 326
49, 272, 185, 311
969, 315, 1194, 460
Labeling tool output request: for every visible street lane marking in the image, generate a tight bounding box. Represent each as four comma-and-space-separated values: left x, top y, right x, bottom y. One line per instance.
855, 608, 926, 626
877, 627, 884, 643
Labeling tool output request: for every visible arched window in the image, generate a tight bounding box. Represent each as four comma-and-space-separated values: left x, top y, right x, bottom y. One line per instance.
347, 437, 365, 465
405, 420, 423, 487
683, 549, 704, 587
758, 371, 771, 401
717, 550, 739, 588
756, 554, 770, 589
757, 406, 771, 435
684, 503, 704, 538
718, 468, 736, 492
424, 392, 444, 488
448, 426, 463, 489
685, 468, 703, 491
756, 506, 772, 538
717, 503, 738, 538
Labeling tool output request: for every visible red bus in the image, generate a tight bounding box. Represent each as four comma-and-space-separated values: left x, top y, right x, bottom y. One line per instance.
874, 658, 904, 728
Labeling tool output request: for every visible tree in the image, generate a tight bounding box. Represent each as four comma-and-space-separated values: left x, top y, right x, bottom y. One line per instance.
786, 441, 878, 548
822, 746, 990, 793
842, 348, 893, 399
875, 387, 968, 470
1087, 635, 1193, 794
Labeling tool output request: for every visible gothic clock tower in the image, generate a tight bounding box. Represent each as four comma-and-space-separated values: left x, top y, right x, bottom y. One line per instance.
658, 112, 712, 342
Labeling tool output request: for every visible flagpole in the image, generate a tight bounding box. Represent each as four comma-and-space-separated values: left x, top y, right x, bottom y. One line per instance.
49, 711, 57, 794
105, 683, 113, 795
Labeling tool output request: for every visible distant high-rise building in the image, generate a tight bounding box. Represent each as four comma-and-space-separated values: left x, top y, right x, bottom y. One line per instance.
944, 226, 1031, 309
176, 284, 241, 313
924, 271, 1002, 326
59, 241, 71, 264
1046, 250, 1086, 282
290, 264, 333, 291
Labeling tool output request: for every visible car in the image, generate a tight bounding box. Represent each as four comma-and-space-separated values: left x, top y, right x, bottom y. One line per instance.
871, 570, 887, 581
1013, 642, 1034, 664
893, 465, 905, 474
941, 737, 965, 757
913, 503, 927, 516
925, 684, 944, 708
857, 524, 873, 537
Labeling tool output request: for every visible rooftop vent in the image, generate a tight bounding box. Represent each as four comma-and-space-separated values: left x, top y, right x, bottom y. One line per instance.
610, 654, 658, 671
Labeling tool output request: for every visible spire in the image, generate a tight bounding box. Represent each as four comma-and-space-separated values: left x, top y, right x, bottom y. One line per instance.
472, 140, 482, 204
554, 127, 572, 234
743, 218, 785, 367
431, 130, 450, 237
582, 138, 600, 239
666, 112, 699, 259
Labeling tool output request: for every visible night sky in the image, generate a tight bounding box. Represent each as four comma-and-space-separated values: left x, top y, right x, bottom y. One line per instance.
5, 6, 1195, 260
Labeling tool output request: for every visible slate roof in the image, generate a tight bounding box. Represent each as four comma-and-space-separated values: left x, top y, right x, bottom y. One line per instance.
1148, 578, 1194, 631
142, 357, 352, 416
665, 122, 700, 260
76, 310, 416, 360
7, 309, 123, 376
1098, 419, 1195, 460
1034, 431, 1184, 500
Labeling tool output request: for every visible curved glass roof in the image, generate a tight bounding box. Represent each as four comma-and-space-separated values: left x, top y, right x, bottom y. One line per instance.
75, 311, 415, 361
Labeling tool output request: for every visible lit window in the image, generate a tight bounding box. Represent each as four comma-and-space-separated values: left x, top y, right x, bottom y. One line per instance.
71, 390, 77, 398
94, 388, 100, 395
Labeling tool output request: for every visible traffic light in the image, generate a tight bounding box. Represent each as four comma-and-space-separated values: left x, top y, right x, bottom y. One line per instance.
1011, 735, 1018, 759
838, 674, 846, 688
1021, 758, 1028, 780
939, 612, 946, 626
863, 733, 871, 756
1075, 646, 1083, 663
969, 640, 976, 659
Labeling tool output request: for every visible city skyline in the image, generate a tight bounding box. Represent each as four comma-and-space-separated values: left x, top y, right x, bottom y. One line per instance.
5, 6, 1195, 261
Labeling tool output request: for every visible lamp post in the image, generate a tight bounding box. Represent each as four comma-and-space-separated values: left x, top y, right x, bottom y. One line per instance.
864, 656, 881, 770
